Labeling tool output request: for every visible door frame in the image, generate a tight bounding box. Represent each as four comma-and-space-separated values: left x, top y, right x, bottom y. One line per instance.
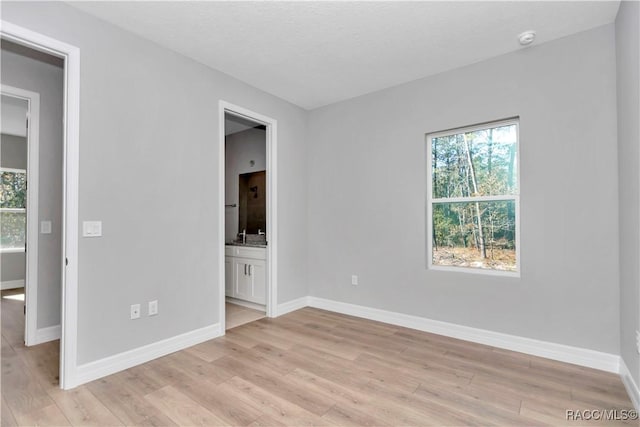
218, 100, 278, 331
1, 84, 40, 346
1, 21, 80, 390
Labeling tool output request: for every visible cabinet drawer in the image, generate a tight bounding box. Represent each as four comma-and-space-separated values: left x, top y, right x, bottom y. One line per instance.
225, 245, 266, 260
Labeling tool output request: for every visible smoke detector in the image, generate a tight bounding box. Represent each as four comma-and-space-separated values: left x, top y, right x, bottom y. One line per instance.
518, 31, 536, 46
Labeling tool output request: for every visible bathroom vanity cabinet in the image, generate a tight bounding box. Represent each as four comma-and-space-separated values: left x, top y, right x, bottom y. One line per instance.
225, 245, 266, 305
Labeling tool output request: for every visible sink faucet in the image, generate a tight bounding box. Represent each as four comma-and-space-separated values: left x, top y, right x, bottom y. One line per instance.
258, 229, 265, 236
240, 229, 246, 244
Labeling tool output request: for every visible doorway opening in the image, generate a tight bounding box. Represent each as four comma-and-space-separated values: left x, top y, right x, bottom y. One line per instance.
1, 38, 64, 386
1, 85, 41, 347
219, 102, 278, 332
1, 21, 80, 390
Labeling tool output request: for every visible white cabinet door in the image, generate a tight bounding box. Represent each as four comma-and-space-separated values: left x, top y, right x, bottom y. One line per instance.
249, 260, 266, 305
225, 257, 233, 297
233, 258, 252, 301
231, 257, 266, 304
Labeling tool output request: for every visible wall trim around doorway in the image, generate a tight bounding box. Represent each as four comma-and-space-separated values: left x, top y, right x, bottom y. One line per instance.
218, 101, 278, 332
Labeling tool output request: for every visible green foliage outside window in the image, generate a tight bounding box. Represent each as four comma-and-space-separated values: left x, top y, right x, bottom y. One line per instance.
1, 170, 27, 250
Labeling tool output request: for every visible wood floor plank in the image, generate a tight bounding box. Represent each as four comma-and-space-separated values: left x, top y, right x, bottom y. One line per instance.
213, 355, 336, 416
294, 308, 400, 334
226, 303, 265, 330
471, 371, 572, 401
111, 364, 167, 396
220, 327, 263, 349
438, 381, 523, 414
321, 404, 392, 427
357, 351, 474, 387
237, 346, 298, 376
47, 386, 124, 426
247, 414, 287, 426
266, 320, 363, 360
2, 359, 56, 423
14, 403, 71, 427
360, 379, 495, 426
171, 377, 263, 426
285, 368, 374, 408
230, 321, 296, 350
251, 343, 371, 389
13, 343, 60, 393
569, 387, 636, 411
414, 383, 532, 425
183, 337, 230, 363
85, 376, 177, 426
2, 298, 634, 427
164, 349, 236, 385
285, 369, 441, 427
217, 376, 335, 426
1, 396, 18, 427
144, 385, 229, 426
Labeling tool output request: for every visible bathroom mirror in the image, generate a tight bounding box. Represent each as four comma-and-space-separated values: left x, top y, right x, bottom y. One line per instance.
238, 171, 266, 234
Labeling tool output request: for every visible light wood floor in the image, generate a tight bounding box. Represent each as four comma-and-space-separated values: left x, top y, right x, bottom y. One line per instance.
1, 288, 634, 426
225, 302, 265, 330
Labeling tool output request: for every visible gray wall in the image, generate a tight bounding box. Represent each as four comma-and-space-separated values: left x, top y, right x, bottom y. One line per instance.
225, 127, 266, 242
1, 95, 28, 137
1, 47, 64, 330
1, 134, 28, 170
1, 133, 27, 283
1, 253, 25, 283
307, 25, 620, 354
616, 1, 640, 385
1, 1, 309, 364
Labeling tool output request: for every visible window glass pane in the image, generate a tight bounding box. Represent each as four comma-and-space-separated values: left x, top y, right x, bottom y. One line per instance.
432, 200, 516, 271
432, 124, 517, 198
1, 210, 26, 250
1, 170, 27, 208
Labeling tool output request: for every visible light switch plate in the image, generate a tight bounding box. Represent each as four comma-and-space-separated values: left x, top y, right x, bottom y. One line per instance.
40, 221, 52, 234
148, 300, 158, 316
82, 221, 102, 237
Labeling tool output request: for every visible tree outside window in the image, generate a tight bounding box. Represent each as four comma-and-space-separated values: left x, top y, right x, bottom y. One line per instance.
1, 168, 27, 252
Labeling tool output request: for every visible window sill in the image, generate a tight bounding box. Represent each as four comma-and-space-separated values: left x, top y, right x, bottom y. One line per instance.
428, 264, 520, 278
1, 248, 26, 254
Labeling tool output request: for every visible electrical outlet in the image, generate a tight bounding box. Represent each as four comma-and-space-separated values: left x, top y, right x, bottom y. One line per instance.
130, 304, 141, 320
351, 275, 358, 286
636, 330, 640, 355
148, 300, 158, 316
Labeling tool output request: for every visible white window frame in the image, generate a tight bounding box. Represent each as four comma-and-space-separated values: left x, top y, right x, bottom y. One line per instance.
426, 117, 520, 277
0, 167, 27, 253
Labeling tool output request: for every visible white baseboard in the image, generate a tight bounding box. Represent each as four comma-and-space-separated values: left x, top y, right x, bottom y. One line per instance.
32, 324, 60, 345
226, 296, 266, 312
1, 279, 24, 290
306, 297, 620, 373
620, 359, 640, 410
71, 322, 222, 388
276, 296, 310, 316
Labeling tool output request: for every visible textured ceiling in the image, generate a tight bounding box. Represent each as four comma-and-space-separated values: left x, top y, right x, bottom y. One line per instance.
70, 1, 620, 110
